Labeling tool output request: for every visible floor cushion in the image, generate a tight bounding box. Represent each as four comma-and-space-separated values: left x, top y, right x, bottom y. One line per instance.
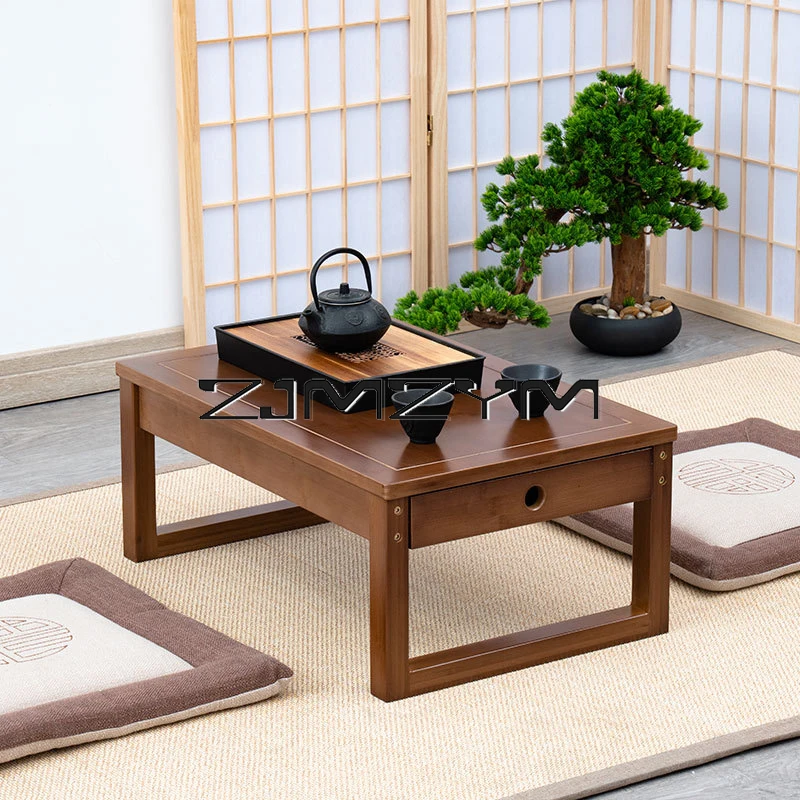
0, 558, 292, 763
558, 419, 800, 591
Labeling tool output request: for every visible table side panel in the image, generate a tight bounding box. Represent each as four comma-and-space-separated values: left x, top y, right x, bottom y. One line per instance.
410, 449, 653, 548
138, 387, 372, 539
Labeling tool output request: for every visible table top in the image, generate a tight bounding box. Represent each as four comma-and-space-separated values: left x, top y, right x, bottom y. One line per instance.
117, 341, 677, 499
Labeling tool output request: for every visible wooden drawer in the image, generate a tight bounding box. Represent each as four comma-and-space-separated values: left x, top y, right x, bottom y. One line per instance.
410, 449, 653, 548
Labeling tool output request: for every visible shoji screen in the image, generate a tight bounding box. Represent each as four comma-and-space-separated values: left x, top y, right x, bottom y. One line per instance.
175, 0, 420, 345
431, 0, 640, 309
652, 0, 800, 340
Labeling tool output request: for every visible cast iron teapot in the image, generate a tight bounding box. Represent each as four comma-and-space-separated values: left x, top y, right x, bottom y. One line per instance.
298, 247, 391, 353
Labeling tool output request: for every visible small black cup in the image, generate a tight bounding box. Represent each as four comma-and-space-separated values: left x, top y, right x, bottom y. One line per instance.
391, 388, 454, 444
500, 363, 562, 419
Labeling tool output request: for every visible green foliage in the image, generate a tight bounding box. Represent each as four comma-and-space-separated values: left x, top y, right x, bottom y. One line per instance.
393, 269, 550, 334
623, 295, 637, 307
393, 69, 728, 330
540, 69, 728, 243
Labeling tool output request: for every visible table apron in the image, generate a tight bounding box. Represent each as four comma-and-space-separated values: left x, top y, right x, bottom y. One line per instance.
410, 449, 655, 548
138, 386, 372, 539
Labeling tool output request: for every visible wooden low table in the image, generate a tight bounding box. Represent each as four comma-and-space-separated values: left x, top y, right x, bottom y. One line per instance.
116, 340, 676, 701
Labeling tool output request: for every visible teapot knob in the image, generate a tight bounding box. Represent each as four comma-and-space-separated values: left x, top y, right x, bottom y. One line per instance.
339, 282, 350, 295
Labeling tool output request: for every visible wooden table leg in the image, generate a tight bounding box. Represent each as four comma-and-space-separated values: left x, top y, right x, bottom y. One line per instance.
121, 379, 158, 562
632, 443, 673, 633
369, 497, 410, 701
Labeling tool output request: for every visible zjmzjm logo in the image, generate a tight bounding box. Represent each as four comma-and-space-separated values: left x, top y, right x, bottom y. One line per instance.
198, 378, 600, 420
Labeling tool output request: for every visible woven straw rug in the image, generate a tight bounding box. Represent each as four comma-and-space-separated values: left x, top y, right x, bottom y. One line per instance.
1, 350, 799, 800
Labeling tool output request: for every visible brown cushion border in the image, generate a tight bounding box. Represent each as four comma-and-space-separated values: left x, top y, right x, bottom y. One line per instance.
571, 419, 800, 585
0, 559, 292, 755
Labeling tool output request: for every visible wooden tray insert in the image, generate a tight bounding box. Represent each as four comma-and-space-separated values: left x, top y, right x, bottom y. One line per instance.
227, 318, 477, 382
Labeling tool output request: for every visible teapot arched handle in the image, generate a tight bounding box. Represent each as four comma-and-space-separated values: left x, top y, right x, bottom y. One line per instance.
309, 247, 373, 312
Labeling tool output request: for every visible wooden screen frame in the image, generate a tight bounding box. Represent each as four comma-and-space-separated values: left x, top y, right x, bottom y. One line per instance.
174, 0, 429, 347
650, 0, 800, 343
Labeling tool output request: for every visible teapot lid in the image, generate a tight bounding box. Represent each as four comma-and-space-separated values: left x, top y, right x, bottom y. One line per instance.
317, 282, 371, 306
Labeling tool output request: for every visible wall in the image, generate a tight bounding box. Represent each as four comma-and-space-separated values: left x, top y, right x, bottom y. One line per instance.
0, 0, 183, 356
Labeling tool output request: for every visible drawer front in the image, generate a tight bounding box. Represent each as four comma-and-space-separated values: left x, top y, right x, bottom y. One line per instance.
410, 450, 653, 548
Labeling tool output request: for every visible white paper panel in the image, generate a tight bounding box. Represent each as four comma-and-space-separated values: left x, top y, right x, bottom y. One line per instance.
690, 227, 714, 296
476, 165, 497, 246
744, 238, 767, 312
448, 244, 474, 284
542, 0, 570, 75
721, 1, 745, 78
447, 0, 471, 11
773, 169, 797, 245
775, 91, 800, 167
272, 35, 305, 114
309, 30, 341, 109
272, 0, 304, 32
203, 207, 235, 284
719, 80, 742, 155
345, 25, 377, 103
239, 279, 272, 320
233, 0, 267, 36
381, 179, 411, 252
476, 9, 506, 86
238, 200, 271, 278
200, 125, 233, 204
510, 82, 539, 156
205, 284, 236, 343
198, 43, 230, 124
777, 12, 800, 89
448, 170, 475, 244
668, 70, 690, 115
273, 115, 307, 193
671, 0, 692, 68
310, 110, 342, 188
237, 121, 271, 199
381, 22, 410, 98
381, 101, 410, 176
749, 7, 774, 85
347, 183, 379, 255
234, 40, 269, 119
346, 106, 377, 181
772, 246, 797, 320
447, 14, 472, 91
541, 250, 569, 298
695, 0, 718, 73
275, 195, 308, 271
382, 0, 409, 17
542, 77, 571, 128
346, 0, 375, 24
573, 242, 601, 291
477, 88, 506, 163
510, 5, 538, 80
381, 254, 412, 310
693, 76, 716, 151
308, 0, 340, 28
717, 156, 741, 231
607, 0, 633, 63
448, 93, 474, 168
666, 228, 687, 289
745, 163, 769, 237
575, 0, 603, 71
574, 71, 596, 93
196, 0, 228, 41
276, 272, 308, 314
311, 190, 343, 256
716, 230, 740, 304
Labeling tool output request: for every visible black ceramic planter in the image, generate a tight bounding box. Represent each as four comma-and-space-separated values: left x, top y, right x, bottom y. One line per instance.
569, 296, 682, 357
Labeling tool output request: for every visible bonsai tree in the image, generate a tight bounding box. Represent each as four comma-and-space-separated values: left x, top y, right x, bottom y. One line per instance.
394, 69, 727, 332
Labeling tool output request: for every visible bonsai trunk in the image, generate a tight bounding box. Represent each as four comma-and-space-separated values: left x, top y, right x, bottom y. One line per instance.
610, 234, 647, 308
